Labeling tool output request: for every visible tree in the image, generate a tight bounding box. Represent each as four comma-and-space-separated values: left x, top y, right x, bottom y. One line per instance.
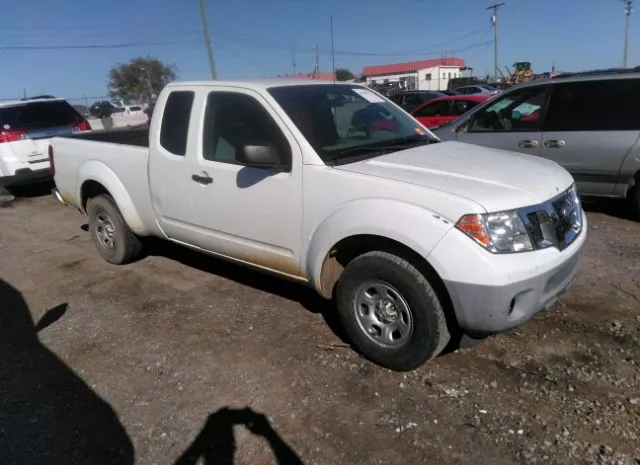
107, 56, 177, 104
335, 68, 355, 81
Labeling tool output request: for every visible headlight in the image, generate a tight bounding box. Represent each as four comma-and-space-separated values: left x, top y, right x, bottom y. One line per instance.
456, 210, 533, 253
566, 185, 583, 232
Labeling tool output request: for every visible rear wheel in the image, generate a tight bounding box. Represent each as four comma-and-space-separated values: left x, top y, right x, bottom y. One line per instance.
335, 251, 451, 371
87, 194, 142, 264
0, 185, 15, 206
628, 183, 640, 219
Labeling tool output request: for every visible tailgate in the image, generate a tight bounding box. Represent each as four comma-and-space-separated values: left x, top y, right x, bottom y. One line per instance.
9, 125, 75, 163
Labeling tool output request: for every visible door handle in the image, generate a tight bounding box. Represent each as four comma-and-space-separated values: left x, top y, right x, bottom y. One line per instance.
191, 172, 213, 185
544, 139, 565, 149
518, 140, 539, 148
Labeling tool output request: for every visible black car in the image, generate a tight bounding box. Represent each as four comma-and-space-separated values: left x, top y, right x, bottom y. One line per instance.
388, 91, 446, 112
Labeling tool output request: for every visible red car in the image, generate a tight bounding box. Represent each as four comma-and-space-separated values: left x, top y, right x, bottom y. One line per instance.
411, 95, 489, 129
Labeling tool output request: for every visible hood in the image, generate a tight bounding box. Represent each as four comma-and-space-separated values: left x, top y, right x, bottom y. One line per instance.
333, 141, 574, 212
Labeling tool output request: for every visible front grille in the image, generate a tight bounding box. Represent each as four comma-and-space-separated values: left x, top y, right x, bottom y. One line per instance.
519, 186, 583, 251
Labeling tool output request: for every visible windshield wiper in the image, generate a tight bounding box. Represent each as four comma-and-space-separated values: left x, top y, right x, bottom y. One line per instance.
324, 136, 435, 164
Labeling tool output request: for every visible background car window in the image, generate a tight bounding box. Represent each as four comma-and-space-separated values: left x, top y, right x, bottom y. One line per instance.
544, 79, 640, 131
452, 100, 480, 115
469, 86, 547, 132
0, 100, 84, 130
414, 101, 451, 117
403, 94, 422, 106
202, 92, 291, 167
159, 91, 194, 156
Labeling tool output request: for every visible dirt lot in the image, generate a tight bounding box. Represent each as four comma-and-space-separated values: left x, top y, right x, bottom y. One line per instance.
1, 186, 639, 465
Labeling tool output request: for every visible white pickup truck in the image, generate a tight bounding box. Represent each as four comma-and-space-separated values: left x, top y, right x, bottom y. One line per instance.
50, 79, 587, 371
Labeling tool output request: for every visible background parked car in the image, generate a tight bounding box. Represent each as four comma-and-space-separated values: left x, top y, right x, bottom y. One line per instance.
455, 85, 501, 96
0, 97, 91, 189
89, 100, 116, 119
433, 69, 640, 216
388, 91, 446, 112
411, 95, 489, 129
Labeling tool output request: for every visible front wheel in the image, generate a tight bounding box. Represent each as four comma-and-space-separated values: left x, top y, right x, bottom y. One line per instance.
335, 251, 451, 371
87, 194, 143, 265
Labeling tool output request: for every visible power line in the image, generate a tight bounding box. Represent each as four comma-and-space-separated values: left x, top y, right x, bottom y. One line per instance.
0, 33, 200, 50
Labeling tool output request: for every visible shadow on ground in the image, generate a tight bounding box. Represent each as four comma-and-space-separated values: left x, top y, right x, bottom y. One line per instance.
0, 280, 305, 465
175, 407, 304, 465
143, 238, 349, 343
7, 180, 54, 199
581, 197, 636, 221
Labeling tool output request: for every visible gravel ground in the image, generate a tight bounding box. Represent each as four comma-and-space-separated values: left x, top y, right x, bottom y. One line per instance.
1, 185, 639, 465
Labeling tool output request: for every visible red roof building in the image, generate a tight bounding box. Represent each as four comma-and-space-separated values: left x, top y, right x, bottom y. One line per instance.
362, 57, 466, 92
362, 58, 465, 76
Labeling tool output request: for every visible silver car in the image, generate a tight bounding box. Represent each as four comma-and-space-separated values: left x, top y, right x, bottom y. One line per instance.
434, 70, 640, 217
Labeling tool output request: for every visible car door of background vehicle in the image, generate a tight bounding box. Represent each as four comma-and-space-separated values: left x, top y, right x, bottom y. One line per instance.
541, 79, 640, 195
453, 84, 550, 157
185, 88, 303, 277
412, 100, 452, 128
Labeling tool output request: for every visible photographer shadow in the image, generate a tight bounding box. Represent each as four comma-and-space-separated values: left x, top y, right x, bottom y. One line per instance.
0, 279, 134, 465
0, 280, 304, 465
175, 407, 304, 465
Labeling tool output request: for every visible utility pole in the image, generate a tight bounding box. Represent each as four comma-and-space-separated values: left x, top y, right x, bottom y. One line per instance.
623, 0, 633, 68
292, 48, 297, 74
198, 0, 217, 79
313, 45, 320, 78
487, 3, 505, 82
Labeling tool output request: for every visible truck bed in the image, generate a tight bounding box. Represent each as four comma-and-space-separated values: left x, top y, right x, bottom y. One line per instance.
67, 126, 149, 147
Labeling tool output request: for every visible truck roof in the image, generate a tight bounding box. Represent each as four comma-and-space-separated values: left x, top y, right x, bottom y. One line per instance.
166, 79, 359, 90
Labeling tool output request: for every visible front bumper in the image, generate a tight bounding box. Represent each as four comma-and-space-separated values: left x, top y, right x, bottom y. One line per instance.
430, 212, 587, 336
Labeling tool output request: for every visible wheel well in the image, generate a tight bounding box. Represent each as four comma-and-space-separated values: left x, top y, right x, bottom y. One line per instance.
81, 180, 110, 212
318, 234, 456, 323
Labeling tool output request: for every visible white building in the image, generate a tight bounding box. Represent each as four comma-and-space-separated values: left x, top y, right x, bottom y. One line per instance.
362, 58, 466, 92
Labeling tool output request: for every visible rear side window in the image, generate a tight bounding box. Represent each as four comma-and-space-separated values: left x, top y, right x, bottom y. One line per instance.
544, 79, 640, 131
160, 91, 194, 156
0, 100, 83, 130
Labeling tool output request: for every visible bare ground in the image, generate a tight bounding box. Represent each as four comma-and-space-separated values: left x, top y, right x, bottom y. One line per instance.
1, 186, 639, 465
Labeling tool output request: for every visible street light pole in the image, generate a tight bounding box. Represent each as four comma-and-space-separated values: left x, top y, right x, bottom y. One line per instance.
198, 0, 218, 79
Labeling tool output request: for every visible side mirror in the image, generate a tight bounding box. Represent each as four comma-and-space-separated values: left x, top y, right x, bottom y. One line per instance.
236, 142, 281, 168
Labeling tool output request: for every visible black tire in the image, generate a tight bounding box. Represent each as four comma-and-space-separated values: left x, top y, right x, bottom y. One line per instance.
0, 185, 15, 206
335, 251, 450, 371
628, 184, 640, 220
87, 194, 143, 265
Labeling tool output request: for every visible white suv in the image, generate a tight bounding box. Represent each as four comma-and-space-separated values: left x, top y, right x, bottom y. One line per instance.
0, 97, 91, 190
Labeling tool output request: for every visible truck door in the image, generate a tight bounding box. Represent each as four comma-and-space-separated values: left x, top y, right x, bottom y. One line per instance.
152, 87, 303, 277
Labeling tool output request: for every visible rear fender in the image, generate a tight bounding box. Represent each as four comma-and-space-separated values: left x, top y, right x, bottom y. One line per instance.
77, 160, 148, 236
305, 199, 454, 294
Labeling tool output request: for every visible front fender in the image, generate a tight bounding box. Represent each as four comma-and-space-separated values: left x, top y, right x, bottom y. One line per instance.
305, 199, 454, 293
77, 160, 148, 236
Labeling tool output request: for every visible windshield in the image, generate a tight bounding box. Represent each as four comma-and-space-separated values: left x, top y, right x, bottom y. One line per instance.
268, 84, 437, 163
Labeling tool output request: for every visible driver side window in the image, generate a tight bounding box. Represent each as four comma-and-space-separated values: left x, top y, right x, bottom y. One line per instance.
202, 92, 291, 168
469, 86, 548, 133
